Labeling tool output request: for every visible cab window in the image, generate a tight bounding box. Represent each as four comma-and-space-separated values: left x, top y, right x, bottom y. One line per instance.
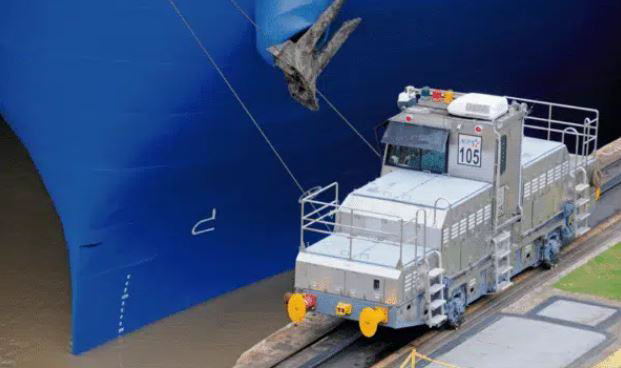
386, 145, 447, 173
382, 121, 449, 174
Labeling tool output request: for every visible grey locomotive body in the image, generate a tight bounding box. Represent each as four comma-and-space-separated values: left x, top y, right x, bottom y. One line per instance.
287, 88, 599, 337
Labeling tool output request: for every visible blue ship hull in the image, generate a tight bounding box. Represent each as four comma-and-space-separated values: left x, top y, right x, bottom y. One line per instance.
1, 0, 619, 353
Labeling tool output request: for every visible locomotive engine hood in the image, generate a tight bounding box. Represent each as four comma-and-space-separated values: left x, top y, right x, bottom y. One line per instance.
341, 169, 492, 238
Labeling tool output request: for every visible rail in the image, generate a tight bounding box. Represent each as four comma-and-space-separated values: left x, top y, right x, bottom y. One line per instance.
300, 182, 447, 269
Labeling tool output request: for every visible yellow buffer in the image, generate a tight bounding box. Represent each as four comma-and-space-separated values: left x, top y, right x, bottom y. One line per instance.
287, 293, 307, 323
359, 307, 388, 337
336, 302, 352, 316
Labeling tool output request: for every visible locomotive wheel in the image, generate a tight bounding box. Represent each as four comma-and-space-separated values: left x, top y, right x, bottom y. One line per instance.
447, 310, 465, 329
446, 298, 465, 329
542, 238, 560, 269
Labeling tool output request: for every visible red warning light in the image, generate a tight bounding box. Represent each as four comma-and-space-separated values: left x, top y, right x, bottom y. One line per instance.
406, 115, 413, 122
475, 125, 483, 134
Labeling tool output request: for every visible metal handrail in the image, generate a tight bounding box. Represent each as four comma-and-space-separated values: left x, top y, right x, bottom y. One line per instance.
303, 199, 404, 221
302, 200, 338, 219
303, 218, 395, 236
513, 95, 599, 182
562, 127, 581, 175
300, 182, 338, 203
300, 183, 444, 269
505, 95, 599, 114
511, 95, 599, 162
433, 197, 451, 224
414, 208, 428, 263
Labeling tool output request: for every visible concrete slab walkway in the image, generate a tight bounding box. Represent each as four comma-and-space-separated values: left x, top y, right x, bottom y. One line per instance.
426, 314, 607, 368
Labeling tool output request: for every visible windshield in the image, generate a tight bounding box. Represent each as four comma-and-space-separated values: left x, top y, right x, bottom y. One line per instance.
386, 145, 447, 174
381, 121, 449, 174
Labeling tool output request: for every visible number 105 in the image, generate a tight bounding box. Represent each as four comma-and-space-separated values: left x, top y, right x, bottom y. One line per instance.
458, 147, 481, 166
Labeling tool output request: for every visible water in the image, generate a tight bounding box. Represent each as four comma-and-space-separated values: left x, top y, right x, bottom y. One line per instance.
0, 119, 291, 368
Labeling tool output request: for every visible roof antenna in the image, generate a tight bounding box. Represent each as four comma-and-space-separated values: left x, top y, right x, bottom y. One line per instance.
268, 0, 361, 111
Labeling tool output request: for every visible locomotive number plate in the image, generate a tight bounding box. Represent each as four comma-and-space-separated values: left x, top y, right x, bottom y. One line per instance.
458, 134, 482, 167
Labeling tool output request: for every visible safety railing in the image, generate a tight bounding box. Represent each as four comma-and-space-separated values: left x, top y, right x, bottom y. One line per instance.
507, 95, 599, 173
300, 183, 448, 269
405, 87, 598, 172
406, 87, 599, 162
409, 87, 599, 232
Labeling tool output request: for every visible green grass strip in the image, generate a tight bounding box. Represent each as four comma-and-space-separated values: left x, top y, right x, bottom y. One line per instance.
555, 242, 621, 301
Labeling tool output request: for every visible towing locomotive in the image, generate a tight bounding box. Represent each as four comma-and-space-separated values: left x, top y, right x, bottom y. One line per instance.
286, 86, 600, 337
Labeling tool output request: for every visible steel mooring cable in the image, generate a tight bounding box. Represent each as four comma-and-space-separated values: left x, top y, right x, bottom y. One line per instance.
167, 0, 305, 192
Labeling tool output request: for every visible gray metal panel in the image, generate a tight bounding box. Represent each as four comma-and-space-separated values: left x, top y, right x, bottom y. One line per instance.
305, 234, 428, 268
519, 139, 568, 235
446, 119, 498, 183
440, 189, 494, 276
494, 112, 524, 222
352, 170, 492, 209
295, 252, 404, 303
382, 121, 449, 151
521, 137, 566, 167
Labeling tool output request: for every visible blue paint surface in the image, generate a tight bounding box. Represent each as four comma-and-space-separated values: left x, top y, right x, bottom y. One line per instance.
0, 0, 620, 353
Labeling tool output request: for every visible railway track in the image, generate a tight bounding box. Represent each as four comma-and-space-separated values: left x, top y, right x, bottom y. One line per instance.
264, 183, 621, 368
273, 323, 361, 368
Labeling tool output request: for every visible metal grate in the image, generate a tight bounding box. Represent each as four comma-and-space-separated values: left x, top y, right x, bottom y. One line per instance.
539, 173, 547, 190
459, 218, 467, 236
524, 181, 532, 198
443, 227, 450, 245
468, 213, 476, 230
476, 208, 484, 225
547, 168, 555, 185
451, 223, 459, 239
484, 204, 492, 222
554, 164, 562, 181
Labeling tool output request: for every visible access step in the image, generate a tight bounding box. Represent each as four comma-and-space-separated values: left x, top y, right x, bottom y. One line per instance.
498, 265, 513, 276
576, 212, 591, 222
576, 227, 591, 237
428, 268, 444, 278
495, 281, 513, 293
575, 183, 590, 193
494, 249, 511, 259
429, 283, 444, 295
427, 314, 447, 327
428, 299, 446, 310
575, 197, 590, 208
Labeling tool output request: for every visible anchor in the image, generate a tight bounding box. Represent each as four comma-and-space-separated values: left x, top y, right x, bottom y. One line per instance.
268, 0, 361, 111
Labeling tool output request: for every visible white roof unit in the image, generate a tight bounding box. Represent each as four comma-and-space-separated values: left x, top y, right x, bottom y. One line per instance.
447, 93, 509, 120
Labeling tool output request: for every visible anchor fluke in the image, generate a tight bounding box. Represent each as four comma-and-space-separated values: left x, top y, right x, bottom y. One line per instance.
268, 0, 361, 111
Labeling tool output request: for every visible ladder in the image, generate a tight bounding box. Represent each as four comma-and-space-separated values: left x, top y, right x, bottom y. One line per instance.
574, 181, 591, 237
491, 231, 513, 293
424, 251, 447, 327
